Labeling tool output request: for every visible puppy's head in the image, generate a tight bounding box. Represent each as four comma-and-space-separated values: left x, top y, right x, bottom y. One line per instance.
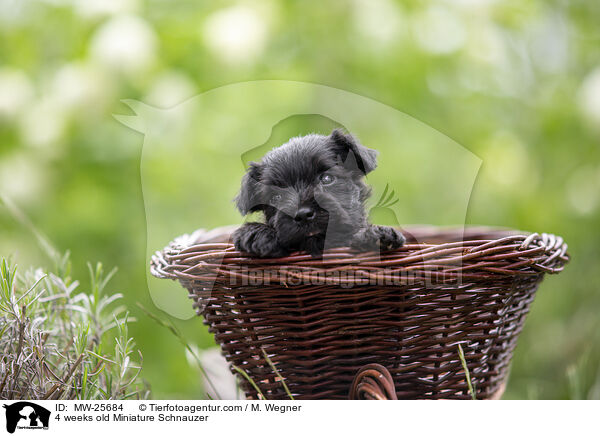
235, 129, 377, 250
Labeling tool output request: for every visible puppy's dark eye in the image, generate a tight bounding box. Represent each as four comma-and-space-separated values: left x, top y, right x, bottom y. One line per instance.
319, 173, 336, 185
269, 194, 282, 205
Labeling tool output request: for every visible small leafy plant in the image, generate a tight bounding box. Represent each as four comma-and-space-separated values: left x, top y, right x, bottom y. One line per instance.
0, 254, 149, 400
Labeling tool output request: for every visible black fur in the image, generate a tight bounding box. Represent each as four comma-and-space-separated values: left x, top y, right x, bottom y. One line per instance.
233, 129, 405, 257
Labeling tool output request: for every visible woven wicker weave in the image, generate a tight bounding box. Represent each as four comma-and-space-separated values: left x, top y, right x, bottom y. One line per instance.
150, 225, 568, 400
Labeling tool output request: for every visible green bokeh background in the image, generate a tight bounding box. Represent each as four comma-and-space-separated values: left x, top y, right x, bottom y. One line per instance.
1, 0, 599, 399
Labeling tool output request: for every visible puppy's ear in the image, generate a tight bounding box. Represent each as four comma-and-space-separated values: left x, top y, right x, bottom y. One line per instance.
235, 162, 264, 215
329, 129, 378, 175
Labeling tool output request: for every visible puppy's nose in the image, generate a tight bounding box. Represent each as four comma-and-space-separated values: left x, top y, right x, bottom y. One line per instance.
294, 207, 315, 222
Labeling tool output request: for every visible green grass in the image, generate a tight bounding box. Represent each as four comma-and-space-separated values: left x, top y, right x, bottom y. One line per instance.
0, 255, 149, 400
140, 303, 295, 400
457, 344, 476, 400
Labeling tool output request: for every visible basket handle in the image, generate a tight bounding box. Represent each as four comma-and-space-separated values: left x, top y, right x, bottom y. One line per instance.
349, 364, 398, 400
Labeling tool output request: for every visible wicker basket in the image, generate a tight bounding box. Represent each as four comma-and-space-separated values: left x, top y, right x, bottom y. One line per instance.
150, 225, 569, 400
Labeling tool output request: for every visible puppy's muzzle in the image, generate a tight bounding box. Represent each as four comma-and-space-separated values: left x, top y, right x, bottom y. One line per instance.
294, 206, 316, 223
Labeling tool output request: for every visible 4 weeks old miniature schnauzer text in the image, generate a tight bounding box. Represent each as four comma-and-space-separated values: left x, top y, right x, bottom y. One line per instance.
233, 129, 405, 257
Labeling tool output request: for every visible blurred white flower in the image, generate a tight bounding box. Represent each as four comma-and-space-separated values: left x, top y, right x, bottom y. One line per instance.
186, 346, 242, 400
566, 165, 600, 216
426, 70, 455, 97
578, 67, 600, 127
352, 0, 405, 45
0, 0, 25, 26
466, 22, 506, 65
50, 62, 112, 113
36, 0, 70, 5
144, 71, 196, 108
90, 14, 157, 74
528, 12, 569, 74
0, 153, 49, 204
0, 68, 34, 120
72, 0, 140, 19
202, 5, 269, 64
442, 0, 498, 8
18, 97, 67, 149
461, 25, 534, 99
413, 5, 466, 55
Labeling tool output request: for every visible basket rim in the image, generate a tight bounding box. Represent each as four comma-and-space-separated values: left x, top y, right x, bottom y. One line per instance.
150, 225, 569, 283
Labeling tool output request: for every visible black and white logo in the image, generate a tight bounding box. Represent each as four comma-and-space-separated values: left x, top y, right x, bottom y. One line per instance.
2, 402, 50, 434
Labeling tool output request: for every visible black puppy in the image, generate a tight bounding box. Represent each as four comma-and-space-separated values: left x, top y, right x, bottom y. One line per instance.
233, 129, 405, 257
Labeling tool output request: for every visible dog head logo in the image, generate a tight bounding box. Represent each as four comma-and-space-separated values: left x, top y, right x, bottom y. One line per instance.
2, 402, 50, 434
117, 80, 481, 318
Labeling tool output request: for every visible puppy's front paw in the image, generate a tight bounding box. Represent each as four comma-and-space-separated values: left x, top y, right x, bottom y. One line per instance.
233, 222, 289, 258
350, 225, 405, 252
350, 227, 379, 251
376, 225, 405, 250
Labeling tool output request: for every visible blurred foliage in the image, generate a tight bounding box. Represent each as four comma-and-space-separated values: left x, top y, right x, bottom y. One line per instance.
0, 0, 599, 399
